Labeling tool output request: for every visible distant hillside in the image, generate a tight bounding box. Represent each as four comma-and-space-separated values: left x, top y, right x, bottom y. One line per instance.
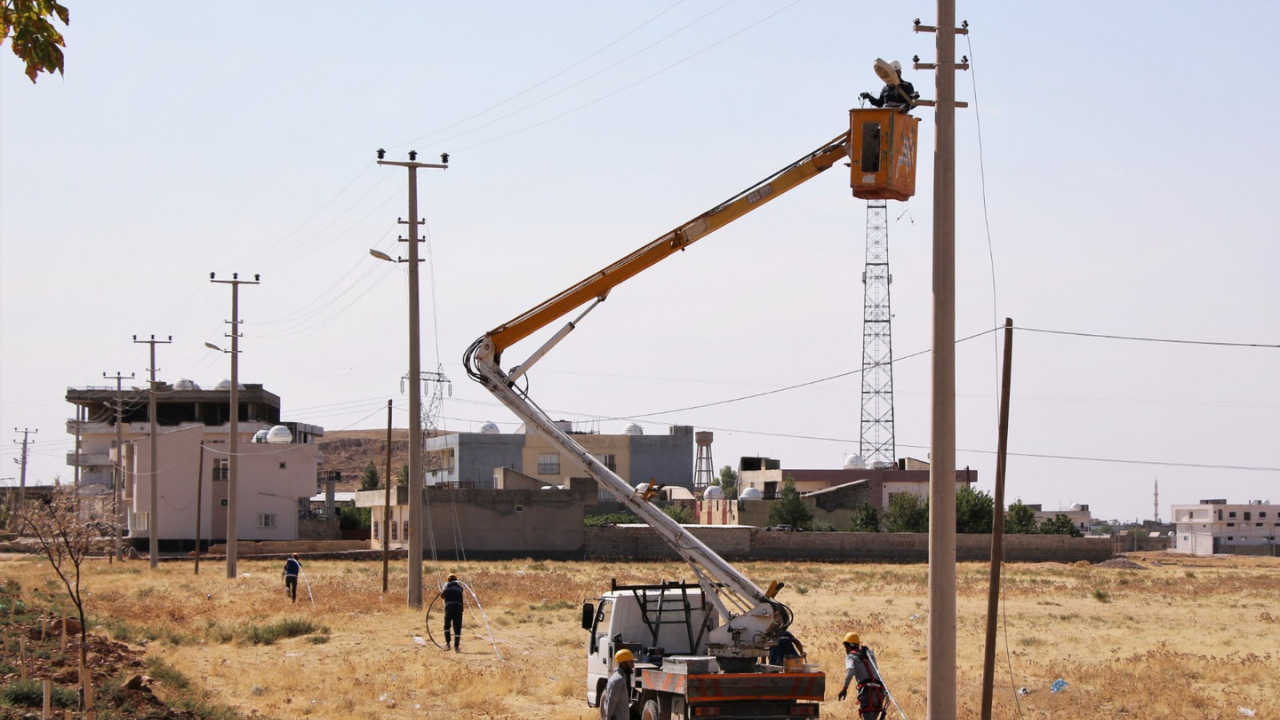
317, 429, 415, 491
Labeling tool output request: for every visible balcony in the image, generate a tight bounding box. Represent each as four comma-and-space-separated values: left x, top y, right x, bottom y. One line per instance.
67, 452, 111, 467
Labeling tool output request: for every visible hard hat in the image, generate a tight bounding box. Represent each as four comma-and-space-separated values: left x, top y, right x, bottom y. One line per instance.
890, 60, 902, 73
448, 574, 457, 581
843, 631, 861, 645
615, 649, 635, 663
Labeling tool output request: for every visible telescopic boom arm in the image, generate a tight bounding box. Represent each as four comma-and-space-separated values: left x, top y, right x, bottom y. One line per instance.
465, 129, 852, 659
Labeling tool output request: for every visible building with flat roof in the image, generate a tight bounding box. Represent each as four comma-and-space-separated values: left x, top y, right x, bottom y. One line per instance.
66, 380, 323, 549
1171, 498, 1278, 556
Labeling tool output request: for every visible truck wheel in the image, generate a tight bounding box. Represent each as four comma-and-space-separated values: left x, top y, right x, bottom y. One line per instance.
640, 698, 663, 720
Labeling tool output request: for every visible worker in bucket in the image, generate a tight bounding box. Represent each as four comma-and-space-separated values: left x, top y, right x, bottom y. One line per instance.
600, 648, 635, 720
836, 632, 887, 720
439, 574, 465, 652
860, 60, 918, 113
282, 554, 302, 603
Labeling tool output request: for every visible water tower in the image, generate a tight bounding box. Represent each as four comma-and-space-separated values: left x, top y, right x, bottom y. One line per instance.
693, 431, 715, 489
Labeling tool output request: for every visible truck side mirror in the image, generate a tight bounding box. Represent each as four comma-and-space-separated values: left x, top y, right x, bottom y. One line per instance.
581, 602, 595, 630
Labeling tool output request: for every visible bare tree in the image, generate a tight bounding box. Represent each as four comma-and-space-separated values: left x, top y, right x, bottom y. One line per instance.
18, 484, 109, 662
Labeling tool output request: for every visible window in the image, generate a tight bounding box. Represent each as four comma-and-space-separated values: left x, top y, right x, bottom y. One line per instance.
402, 521, 409, 540
1227, 522, 1235, 527
1261, 512, 1268, 518
515, 505, 524, 513
538, 453, 560, 475
596, 454, 617, 472
134, 512, 149, 531
258, 513, 276, 528
213, 458, 229, 481
1245, 511, 1252, 521
1227, 536, 1234, 541
391, 521, 398, 540
1228, 511, 1237, 518
373, 521, 380, 540
279, 461, 287, 470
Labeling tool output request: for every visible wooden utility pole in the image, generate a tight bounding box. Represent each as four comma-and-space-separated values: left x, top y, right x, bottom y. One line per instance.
103, 372, 134, 560
981, 318, 1014, 720
194, 443, 205, 575
383, 399, 392, 592
133, 334, 171, 569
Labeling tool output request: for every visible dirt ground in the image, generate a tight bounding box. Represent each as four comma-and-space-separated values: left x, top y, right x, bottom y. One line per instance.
1, 551, 1276, 720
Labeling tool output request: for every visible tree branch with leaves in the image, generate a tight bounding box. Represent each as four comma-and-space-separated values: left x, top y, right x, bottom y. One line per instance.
2, 0, 69, 82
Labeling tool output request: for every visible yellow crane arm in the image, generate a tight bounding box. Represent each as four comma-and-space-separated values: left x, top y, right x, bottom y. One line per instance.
482, 131, 851, 363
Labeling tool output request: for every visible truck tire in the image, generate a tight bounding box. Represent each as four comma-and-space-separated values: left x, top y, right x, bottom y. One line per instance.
640, 698, 663, 720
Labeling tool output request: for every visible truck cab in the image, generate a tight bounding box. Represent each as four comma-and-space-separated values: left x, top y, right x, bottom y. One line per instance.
583, 580, 718, 707
583, 580, 824, 720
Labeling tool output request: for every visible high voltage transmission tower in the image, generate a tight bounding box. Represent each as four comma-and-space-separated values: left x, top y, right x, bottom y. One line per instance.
859, 199, 896, 467
403, 369, 452, 479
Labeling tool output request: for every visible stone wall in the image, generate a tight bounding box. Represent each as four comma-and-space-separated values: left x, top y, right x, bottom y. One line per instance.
297, 518, 340, 541
585, 527, 1113, 564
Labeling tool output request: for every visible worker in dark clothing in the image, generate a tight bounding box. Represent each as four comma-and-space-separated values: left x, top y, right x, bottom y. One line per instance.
282, 554, 301, 603
439, 574, 465, 652
600, 649, 635, 720
860, 60, 918, 113
768, 629, 806, 667
836, 631, 887, 720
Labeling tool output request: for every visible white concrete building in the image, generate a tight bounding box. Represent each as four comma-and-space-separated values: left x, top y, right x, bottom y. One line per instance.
66, 381, 323, 550
1171, 498, 1279, 556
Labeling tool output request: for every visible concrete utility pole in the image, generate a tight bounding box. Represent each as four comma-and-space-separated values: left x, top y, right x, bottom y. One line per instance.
12, 427, 36, 513
375, 148, 448, 608
210, 272, 259, 580
915, 4, 964, 717
103, 372, 134, 559
133, 334, 171, 569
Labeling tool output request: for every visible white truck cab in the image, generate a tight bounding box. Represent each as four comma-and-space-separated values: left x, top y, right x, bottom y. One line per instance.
583, 580, 718, 707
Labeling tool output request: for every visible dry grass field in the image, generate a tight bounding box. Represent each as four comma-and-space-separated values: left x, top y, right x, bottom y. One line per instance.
1, 551, 1277, 719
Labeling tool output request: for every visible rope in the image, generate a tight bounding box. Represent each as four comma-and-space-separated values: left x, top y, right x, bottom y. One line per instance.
867, 652, 909, 720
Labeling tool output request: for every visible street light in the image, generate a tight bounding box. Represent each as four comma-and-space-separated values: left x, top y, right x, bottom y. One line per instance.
373, 149, 447, 608
369, 249, 394, 262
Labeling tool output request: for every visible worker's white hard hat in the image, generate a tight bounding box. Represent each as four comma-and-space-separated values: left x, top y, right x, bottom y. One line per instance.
890, 60, 902, 73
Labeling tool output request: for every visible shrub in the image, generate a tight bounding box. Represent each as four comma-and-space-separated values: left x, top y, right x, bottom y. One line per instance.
1, 679, 78, 708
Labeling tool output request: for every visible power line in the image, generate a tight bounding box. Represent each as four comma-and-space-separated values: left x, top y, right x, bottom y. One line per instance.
1015, 326, 1280, 349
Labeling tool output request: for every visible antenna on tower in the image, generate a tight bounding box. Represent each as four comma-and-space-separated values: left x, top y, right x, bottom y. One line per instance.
1154, 478, 1159, 523
860, 199, 896, 467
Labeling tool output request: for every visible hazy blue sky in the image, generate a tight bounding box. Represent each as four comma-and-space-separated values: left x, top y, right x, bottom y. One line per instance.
2, 2, 1277, 523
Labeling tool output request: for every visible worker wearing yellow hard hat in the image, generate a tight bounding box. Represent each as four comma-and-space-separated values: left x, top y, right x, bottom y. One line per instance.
838, 631, 887, 720
601, 647, 635, 720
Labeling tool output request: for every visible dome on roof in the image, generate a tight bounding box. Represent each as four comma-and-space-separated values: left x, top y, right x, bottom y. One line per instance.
214, 379, 232, 391
252, 429, 270, 443
479, 421, 500, 434
740, 487, 763, 500
174, 378, 199, 391
623, 422, 644, 436
265, 425, 293, 444
843, 454, 868, 470
703, 485, 725, 500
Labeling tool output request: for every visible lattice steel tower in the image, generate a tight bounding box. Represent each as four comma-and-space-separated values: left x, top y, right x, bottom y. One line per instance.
860, 200, 896, 466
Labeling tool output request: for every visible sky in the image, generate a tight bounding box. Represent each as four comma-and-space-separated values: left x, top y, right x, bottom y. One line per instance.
2, 2, 1277, 524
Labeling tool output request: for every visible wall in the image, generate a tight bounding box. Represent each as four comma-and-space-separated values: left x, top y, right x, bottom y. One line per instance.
630, 426, 694, 490
585, 527, 1114, 563
133, 425, 320, 544
297, 518, 340, 541
421, 479, 595, 559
